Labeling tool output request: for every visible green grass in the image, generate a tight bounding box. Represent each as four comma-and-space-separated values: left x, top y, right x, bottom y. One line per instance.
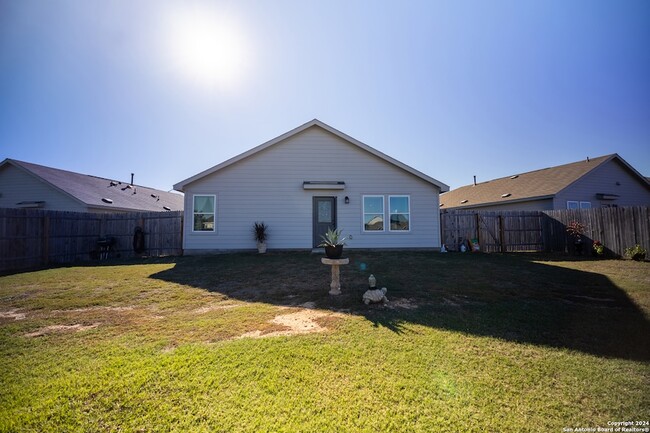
1, 252, 648, 432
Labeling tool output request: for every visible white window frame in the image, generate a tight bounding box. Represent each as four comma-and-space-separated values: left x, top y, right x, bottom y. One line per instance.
388, 195, 411, 232
580, 201, 591, 209
566, 201, 579, 210
192, 194, 216, 233
362, 195, 385, 232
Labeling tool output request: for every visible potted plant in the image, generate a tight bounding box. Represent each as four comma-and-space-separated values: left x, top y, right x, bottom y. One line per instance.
566, 220, 586, 255
625, 244, 647, 261
252, 222, 268, 254
318, 228, 347, 259
592, 240, 604, 257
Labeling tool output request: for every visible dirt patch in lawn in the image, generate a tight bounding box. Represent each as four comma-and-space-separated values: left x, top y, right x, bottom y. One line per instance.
238, 308, 344, 339
386, 298, 419, 310
51, 306, 135, 314
192, 303, 242, 314
24, 323, 100, 338
0, 309, 26, 321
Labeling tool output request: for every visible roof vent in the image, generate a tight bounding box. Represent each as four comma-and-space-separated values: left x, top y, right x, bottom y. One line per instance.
163, 206, 171, 211
501, 193, 511, 198
109, 181, 118, 186
101, 198, 113, 204
510, 175, 519, 179
439, 203, 444, 207
460, 199, 468, 204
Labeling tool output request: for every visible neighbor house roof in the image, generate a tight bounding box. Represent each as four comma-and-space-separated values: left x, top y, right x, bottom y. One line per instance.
1, 159, 184, 212
174, 119, 450, 192
440, 154, 649, 209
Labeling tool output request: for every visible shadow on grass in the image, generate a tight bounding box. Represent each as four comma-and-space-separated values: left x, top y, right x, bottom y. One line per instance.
149, 251, 650, 362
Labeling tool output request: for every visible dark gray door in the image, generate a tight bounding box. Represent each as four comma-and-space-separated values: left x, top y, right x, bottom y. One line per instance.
313, 197, 337, 248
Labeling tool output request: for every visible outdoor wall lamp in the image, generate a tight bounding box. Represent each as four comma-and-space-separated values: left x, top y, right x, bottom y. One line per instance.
344, 196, 350, 204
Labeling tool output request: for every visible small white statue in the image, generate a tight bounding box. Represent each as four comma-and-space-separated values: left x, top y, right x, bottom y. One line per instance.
363, 287, 388, 305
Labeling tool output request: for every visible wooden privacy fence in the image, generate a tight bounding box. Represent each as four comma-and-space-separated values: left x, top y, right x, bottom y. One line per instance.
0, 208, 183, 273
440, 207, 650, 257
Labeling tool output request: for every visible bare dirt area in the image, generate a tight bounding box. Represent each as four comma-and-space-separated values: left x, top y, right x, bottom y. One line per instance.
24, 323, 100, 338
0, 309, 26, 320
238, 308, 345, 339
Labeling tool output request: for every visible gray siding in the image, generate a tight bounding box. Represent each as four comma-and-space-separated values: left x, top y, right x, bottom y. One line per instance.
0, 165, 87, 212
182, 127, 442, 251
555, 159, 650, 209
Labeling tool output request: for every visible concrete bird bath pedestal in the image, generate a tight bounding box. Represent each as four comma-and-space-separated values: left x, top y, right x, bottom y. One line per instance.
321, 257, 349, 295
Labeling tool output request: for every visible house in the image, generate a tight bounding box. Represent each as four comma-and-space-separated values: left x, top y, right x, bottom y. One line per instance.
173, 119, 450, 253
439, 154, 650, 211
0, 159, 184, 213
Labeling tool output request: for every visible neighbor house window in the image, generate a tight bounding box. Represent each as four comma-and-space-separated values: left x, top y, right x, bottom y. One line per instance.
363, 196, 384, 231
567, 201, 579, 210
193, 195, 215, 232
389, 195, 410, 231
580, 201, 591, 209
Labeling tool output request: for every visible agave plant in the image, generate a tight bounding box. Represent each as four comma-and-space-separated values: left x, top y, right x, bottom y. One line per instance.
318, 228, 347, 247
252, 222, 268, 243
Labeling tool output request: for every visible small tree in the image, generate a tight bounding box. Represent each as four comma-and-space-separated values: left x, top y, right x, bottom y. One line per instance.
565, 220, 585, 239
566, 221, 586, 254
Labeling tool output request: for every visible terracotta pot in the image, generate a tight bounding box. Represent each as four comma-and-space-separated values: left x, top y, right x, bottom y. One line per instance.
325, 245, 343, 259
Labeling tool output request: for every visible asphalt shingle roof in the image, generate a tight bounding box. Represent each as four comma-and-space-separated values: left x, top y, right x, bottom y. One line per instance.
440, 154, 616, 209
5, 159, 183, 212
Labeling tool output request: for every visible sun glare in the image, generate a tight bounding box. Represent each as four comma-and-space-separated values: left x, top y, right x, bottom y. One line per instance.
162, 5, 249, 93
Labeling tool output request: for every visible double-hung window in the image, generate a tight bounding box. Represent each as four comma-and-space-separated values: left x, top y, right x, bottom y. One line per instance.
567, 201, 591, 210
363, 196, 384, 231
389, 195, 410, 231
193, 195, 215, 232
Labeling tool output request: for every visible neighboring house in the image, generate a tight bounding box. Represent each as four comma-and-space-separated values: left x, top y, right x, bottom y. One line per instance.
440, 154, 650, 211
0, 159, 184, 213
173, 119, 450, 253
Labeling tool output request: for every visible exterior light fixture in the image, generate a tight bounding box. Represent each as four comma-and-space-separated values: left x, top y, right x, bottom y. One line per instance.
344, 196, 350, 204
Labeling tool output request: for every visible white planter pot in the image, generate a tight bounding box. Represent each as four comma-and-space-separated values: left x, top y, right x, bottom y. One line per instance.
257, 242, 267, 254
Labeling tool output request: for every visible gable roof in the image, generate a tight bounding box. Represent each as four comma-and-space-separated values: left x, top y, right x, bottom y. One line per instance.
1, 159, 184, 212
173, 119, 449, 192
440, 154, 650, 209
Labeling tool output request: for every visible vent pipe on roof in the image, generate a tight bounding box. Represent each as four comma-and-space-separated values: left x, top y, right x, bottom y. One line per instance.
131, 173, 134, 185
473, 175, 477, 186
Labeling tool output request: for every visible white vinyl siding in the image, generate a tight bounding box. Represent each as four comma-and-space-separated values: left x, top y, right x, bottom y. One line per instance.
181, 127, 443, 251
389, 195, 410, 232
363, 195, 384, 232
193, 195, 215, 232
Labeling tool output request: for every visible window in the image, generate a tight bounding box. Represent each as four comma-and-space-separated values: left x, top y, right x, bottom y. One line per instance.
389, 195, 410, 231
567, 201, 591, 210
193, 195, 215, 232
363, 196, 384, 231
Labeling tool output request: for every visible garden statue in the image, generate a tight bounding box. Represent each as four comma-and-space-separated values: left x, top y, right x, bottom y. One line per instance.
363, 275, 388, 305
363, 287, 388, 305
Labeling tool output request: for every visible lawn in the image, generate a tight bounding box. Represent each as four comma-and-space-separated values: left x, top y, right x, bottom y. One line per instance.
0, 252, 648, 432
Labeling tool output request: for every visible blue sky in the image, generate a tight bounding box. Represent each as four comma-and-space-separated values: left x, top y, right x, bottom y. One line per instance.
1, 0, 649, 192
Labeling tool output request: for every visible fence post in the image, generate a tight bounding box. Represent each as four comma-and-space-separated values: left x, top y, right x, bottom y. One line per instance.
42, 215, 50, 266
499, 215, 505, 253
179, 214, 184, 256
